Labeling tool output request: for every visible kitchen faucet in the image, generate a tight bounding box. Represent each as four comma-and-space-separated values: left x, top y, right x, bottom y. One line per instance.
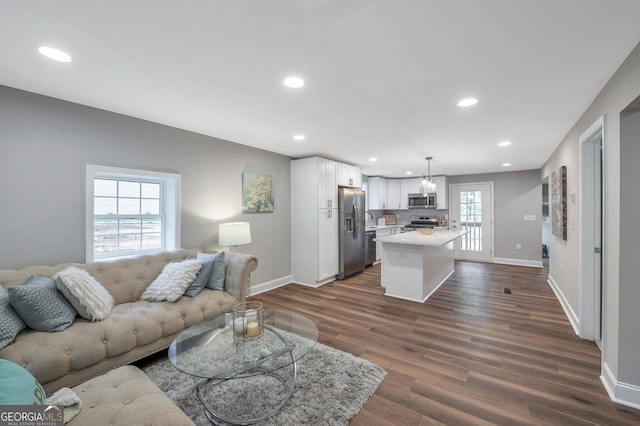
365, 211, 373, 219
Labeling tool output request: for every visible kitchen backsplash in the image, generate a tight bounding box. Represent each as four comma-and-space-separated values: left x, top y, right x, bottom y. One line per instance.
372, 209, 448, 224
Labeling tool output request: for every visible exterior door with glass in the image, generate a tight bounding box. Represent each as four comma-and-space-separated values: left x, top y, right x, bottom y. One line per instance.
450, 183, 493, 262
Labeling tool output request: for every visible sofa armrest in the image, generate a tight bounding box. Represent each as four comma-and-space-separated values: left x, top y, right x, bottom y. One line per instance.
223, 252, 258, 302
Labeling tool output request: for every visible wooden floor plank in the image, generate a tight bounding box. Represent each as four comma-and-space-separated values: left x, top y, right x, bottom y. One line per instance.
253, 260, 640, 425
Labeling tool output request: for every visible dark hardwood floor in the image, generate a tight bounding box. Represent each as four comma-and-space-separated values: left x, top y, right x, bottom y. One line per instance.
252, 261, 640, 425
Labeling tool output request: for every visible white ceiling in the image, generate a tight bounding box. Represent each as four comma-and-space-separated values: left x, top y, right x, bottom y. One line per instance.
2, 1, 640, 177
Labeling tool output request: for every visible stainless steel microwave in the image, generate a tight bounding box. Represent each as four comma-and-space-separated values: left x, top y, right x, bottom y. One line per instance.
408, 193, 436, 209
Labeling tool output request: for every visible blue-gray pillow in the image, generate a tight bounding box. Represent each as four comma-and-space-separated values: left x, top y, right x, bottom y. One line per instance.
0, 286, 26, 350
198, 252, 225, 291
184, 257, 215, 297
8, 275, 77, 332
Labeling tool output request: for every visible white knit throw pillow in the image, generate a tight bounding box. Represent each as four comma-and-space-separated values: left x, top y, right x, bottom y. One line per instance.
141, 259, 202, 303
55, 267, 115, 321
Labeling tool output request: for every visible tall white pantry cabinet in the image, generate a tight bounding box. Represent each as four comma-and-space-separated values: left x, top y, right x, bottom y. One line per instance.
291, 157, 341, 287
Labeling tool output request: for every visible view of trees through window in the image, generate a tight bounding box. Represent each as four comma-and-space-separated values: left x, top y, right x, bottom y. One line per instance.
459, 190, 483, 252
94, 178, 162, 254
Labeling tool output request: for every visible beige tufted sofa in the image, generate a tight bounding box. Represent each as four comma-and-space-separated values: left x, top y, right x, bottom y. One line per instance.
0, 249, 258, 393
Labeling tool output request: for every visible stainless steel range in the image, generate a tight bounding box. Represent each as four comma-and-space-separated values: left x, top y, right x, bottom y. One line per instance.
404, 216, 439, 231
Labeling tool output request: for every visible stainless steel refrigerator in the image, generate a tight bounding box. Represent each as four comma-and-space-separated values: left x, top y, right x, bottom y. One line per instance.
337, 187, 366, 279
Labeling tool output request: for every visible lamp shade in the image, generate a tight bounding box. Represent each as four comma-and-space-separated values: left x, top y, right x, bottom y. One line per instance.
219, 222, 252, 246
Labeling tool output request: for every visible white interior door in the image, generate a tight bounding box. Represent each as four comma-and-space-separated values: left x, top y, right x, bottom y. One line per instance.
593, 139, 602, 343
450, 183, 493, 262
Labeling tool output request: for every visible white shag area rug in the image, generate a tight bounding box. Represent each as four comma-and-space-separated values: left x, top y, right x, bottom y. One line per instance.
144, 341, 386, 425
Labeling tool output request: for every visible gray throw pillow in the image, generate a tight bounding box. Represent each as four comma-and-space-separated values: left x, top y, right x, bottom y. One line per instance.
184, 257, 215, 297
0, 286, 26, 350
8, 276, 77, 332
198, 252, 225, 291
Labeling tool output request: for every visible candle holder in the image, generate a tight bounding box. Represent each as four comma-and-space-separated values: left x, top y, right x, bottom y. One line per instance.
232, 301, 264, 342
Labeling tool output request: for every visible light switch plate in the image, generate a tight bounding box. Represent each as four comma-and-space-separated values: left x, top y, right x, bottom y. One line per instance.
523, 214, 536, 221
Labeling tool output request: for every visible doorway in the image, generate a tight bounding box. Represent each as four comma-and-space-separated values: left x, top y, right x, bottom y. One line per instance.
542, 179, 550, 267
450, 183, 493, 262
579, 117, 604, 344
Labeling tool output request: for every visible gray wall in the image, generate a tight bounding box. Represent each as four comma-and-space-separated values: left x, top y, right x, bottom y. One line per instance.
449, 170, 542, 263
0, 85, 292, 285
541, 41, 640, 394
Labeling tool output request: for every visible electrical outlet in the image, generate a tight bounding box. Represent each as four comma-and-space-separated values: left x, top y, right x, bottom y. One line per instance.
516, 243, 521, 250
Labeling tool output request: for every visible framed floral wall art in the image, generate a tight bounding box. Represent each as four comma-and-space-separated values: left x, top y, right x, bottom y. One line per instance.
242, 172, 274, 212
551, 165, 567, 240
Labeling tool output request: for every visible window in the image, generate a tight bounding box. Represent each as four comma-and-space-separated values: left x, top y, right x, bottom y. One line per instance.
459, 190, 483, 252
86, 165, 181, 261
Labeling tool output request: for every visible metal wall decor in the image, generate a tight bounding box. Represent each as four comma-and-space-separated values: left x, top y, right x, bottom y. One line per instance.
551, 165, 567, 240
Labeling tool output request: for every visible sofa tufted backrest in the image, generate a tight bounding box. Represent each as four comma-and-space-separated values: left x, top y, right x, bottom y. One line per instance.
0, 249, 200, 305
82, 249, 198, 304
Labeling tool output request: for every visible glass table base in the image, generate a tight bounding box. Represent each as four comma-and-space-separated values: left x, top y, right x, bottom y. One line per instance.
195, 331, 297, 425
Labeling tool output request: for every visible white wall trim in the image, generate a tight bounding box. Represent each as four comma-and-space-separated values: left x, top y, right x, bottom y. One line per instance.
578, 116, 605, 341
494, 257, 543, 268
449, 181, 495, 263
250, 275, 293, 295
547, 273, 580, 335
601, 361, 640, 410
85, 164, 181, 262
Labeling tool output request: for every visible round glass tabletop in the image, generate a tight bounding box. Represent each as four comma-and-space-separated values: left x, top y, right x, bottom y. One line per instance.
169, 309, 318, 380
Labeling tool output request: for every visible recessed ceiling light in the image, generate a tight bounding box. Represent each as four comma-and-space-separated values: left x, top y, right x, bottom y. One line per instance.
293, 134, 305, 141
369, 157, 378, 162
502, 163, 512, 167
457, 97, 478, 107
37, 46, 72, 63
283, 77, 304, 89
405, 171, 413, 175
498, 141, 512, 147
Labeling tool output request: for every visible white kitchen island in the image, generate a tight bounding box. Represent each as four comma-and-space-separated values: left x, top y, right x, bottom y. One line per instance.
374, 230, 467, 303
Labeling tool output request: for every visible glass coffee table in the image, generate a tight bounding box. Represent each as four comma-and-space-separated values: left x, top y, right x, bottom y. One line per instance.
169, 309, 318, 425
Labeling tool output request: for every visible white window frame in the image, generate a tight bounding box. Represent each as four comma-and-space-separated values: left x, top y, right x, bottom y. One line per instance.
86, 164, 181, 262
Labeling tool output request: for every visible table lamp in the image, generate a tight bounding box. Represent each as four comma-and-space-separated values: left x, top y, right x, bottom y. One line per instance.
219, 222, 252, 251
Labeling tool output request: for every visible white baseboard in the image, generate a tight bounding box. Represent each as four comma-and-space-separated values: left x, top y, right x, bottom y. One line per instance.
493, 257, 543, 268
601, 361, 640, 410
547, 274, 580, 335
250, 275, 292, 295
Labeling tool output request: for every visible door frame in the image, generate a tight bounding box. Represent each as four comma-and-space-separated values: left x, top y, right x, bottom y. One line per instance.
449, 182, 495, 262
579, 116, 604, 342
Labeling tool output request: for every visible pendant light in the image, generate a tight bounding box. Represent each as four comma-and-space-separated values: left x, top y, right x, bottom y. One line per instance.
420, 157, 437, 193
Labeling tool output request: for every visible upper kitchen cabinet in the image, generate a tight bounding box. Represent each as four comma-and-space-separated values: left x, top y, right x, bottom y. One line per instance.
338, 163, 362, 188
318, 157, 338, 209
368, 177, 388, 210
290, 156, 338, 209
435, 176, 448, 209
387, 179, 402, 209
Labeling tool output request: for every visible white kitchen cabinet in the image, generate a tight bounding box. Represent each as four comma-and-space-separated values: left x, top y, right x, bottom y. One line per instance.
318, 157, 338, 209
368, 177, 388, 210
291, 157, 339, 287
435, 176, 448, 209
387, 179, 402, 209
400, 178, 422, 209
318, 208, 339, 280
375, 228, 392, 261
338, 163, 362, 188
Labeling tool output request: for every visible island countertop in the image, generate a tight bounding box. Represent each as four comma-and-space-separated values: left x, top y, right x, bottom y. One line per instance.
374, 230, 467, 247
